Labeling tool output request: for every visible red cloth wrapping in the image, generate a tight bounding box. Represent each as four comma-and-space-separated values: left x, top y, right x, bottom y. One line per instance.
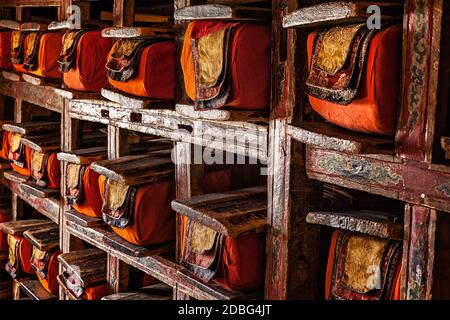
73, 165, 103, 218
108, 42, 176, 99
7, 235, 34, 275
28, 32, 62, 78
0, 31, 12, 70
306, 25, 402, 135
82, 283, 108, 300
63, 30, 113, 92
0, 131, 12, 160
10, 144, 32, 177
181, 21, 270, 110
36, 249, 60, 294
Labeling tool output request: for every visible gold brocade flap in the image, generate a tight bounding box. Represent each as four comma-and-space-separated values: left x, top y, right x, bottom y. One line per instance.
105, 180, 130, 211
190, 222, 218, 254
7, 234, 18, 268
31, 151, 45, 173
111, 39, 144, 59
342, 234, 388, 293
24, 32, 40, 58
31, 246, 51, 279
197, 28, 226, 88
61, 30, 81, 56
11, 31, 28, 64
314, 24, 365, 75
66, 164, 82, 190
58, 30, 89, 72
12, 31, 22, 51
10, 133, 22, 153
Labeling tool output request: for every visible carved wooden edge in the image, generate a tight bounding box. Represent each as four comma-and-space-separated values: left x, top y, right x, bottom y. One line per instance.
176, 104, 269, 122
101, 26, 174, 38
57, 275, 82, 300
0, 19, 20, 30
20, 22, 48, 31
20, 182, 60, 199
47, 20, 70, 30
101, 88, 174, 110
23, 225, 60, 251
306, 211, 404, 240
172, 186, 267, 237
21, 73, 46, 86
103, 232, 174, 258
65, 210, 104, 228
90, 155, 174, 185
2, 71, 21, 82
282, 1, 403, 29
2, 121, 60, 135
20, 137, 61, 153
287, 123, 393, 155
54, 87, 101, 100
174, 4, 270, 21
3, 171, 28, 184
19, 279, 57, 300
57, 147, 108, 164
0, 219, 56, 236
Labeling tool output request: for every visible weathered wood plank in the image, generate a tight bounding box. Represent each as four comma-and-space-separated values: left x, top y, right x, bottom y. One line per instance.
100, 11, 173, 24
23, 225, 59, 251
54, 88, 101, 100
0, 280, 12, 300
176, 104, 268, 122
2, 71, 21, 82
282, 1, 402, 29
441, 136, 450, 159
287, 123, 393, 155
306, 210, 403, 240
2, 121, 60, 135
101, 88, 174, 110
0, 19, 20, 30
174, 4, 271, 21
57, 147, 108, 164
3, 170, 28, 184
0, 219, 55, 236
101, 26, 174, 38
65, 210, 104, 228
172, 186, 267, 237
21, 182, 60, 198
20, 135, 61, 153
19, 279, 57, 301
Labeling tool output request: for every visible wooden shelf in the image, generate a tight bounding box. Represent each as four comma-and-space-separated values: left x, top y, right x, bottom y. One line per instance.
65, 210, 104, 228
65, 219, 255, 300
19, 279, 57, 301
282, 1, 402, 29
287, 122, 394, 155
0, 19, 20, 30
23, 224, 59, 251
305, 147, 450, 213
101, 88, 174, 110
172, 186, 267, 237
101, 27, 174, 38
306, 210, 403, 240
57, 147, 108, 165
101, 283, 173, 300
2, 121, 60, 136
0, 0, 60, 7
174, 4, 270, 21
176, 104, 268, 123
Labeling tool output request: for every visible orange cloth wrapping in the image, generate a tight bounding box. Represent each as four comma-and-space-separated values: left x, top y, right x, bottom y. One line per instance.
23, 32, 62, 78
99, 175, 176, 246
0, 131, 12, 160
181, 21, 270, 110
6, 235, 34, 277
31, 152, 61, 189
325, 229, 402, 300
0, 31, 12, 70
62, 30, 113, 92
0, 210, 12, 252
72, 165, 103, 218
306, 25, 402, 135
32, 249, 60, 294
107, 41, 175, 99
10, 144, 32, 177
11, 31, 28, 73
82, 283, 107, 300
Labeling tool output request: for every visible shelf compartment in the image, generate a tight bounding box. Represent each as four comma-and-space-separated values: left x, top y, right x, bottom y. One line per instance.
306, 210, 403, 240
19, 279, 57, 300
0, 219, 55, 236
23, 224, 59, 251
101, 27, 174, 39
90, 154, 174, 186
20, 182, 60, 199
21, 134, 61, 153
305, 147, 450, 213
20, 22, 48, 32
101, 88, 174, 110
54, 87, 102, 100
65, 210, 104, 228
172, 186, 267, 237
101, 283, 172, 300
287, 122, 394, 155
174, 4, 271, 21
22, 73, 61, 87
176, 104, 268, 123
57, 147, 108, 165
282, 1, 403, 29
2, 121, 60, 136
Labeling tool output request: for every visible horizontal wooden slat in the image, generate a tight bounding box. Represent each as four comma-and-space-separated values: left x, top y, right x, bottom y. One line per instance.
20, 135, 61, 153
19, 279, 57, 300
2, 121, 60, 135
21, 182, 60, 198
101, 283, 173, 300
57, 274, 82, 300
57, 147, 108, 164
306, 211, 403, 240
20, 22, 47, 31
0, 219, 55, 236
3, 171, 28, 184
287, 122, 393, 154
172, 186, 267, 237
91, 155, 174, 185
54, 87, 102, 100
0, 19, 20, 30
101, 26, 174, 38
176, 104, 268, 122
65, 210, 104, 228
101, 88, 174, 110
0, 0, 60, 7
174, 4, 271, 21
2, 71, 20, 82
282, 1, 402, 29
23, 225, 59, 251
100, 11, 173, 24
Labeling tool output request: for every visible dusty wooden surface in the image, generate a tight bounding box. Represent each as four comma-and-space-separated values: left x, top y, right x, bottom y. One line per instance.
23, 225, 59, 251
174, 4, 270, 21
19, 279, 57, 301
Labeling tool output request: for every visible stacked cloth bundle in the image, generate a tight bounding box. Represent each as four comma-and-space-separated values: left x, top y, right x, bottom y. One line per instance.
29, 243, 60, 294
66, 164, 103, 218
0, 127, 12, 160
179, 169, 266, 291
11, 30, 62, 78
58, 29, 112, 92
181, 21, 270, 110
325, 230, 402, 300
8, 133, 32, 177
29, 148, 61, 189
5, 234, 34, 278
106, 38, 175, 99
306, 23, 402, 135
0, 30, 12, 70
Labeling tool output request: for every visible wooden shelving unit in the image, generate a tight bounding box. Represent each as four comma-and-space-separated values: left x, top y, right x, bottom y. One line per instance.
0, 0, 448, 301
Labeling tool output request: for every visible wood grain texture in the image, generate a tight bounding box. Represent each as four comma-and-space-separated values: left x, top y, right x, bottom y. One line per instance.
0, 19, 20, 29
57, 147, 108, 164
306, 210, 403, 240
174, 4, 270, 21
19, 279, 57, 300
101, 26, 174, 38
101, 88, 174, 110
23, 225, 59, 251
172, 186, 267, 237
2, 121, 59, 135
20, 182, 60, 198
176, 104, 268, 122
65, 210, 104, 228
0, 219, 55, 236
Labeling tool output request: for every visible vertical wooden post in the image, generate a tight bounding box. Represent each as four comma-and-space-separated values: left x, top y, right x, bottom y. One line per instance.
107, 255, 129, 294
113, 0, 135, 27
11, 194, 24, 221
